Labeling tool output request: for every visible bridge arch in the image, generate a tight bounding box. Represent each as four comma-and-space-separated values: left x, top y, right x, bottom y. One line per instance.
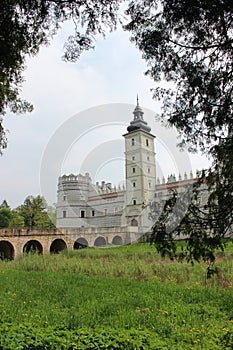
112, 235, 123, 245
23, 240, 43, 254
50, 239, 67, 254
94, 236, 106, 247
0, 240, 14, 260
74, 237, 88, 249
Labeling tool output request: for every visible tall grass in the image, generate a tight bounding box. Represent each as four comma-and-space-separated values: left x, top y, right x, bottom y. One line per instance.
1, 243, 232, 287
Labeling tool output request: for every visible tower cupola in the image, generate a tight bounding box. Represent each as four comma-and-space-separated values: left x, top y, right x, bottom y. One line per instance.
127, 96, 151, 133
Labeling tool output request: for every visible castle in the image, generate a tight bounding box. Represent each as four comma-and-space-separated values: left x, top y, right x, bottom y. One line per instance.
56, 99, 201, 246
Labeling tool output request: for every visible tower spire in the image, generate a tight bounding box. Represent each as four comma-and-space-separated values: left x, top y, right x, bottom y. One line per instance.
125, 96, 152, 133
133, 94, 144, 121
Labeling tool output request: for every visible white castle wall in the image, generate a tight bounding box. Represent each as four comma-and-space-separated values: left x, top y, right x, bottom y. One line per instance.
56, 173, 126, 228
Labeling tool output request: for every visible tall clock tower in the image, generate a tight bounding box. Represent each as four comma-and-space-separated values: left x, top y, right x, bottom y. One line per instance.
123, 98, 156, 227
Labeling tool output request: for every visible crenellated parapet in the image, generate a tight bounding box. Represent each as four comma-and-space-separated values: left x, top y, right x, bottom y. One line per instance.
58, 172, 91, 187
156, 169, 201, 186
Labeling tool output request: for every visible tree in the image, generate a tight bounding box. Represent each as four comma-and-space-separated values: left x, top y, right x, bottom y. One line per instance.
16, 195, 55, 228
126, 0, 232, 149
0, 200, 10, 209
0, 0, 121, 153
125, 0, 232, 268
149, 180, 231, 277
8, 211, 25, 228
0, 208, 12, 228
0, 201, 24, 228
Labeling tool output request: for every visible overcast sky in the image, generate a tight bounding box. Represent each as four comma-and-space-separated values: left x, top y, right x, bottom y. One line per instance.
1, 26, 210, 208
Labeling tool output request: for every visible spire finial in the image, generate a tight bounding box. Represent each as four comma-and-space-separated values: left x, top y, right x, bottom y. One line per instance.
137, 94, 139, 106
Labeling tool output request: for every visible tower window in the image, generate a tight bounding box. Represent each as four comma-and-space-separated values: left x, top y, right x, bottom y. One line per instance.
147, 156, 150, 161
132, 167, 136, 173
148, 168, 150, 173
133, 199, 136, 205
92, 210, 95, 217
146, 139, 149, 146
133, 182, 136, 187
132, 156, 135, 161
81, 210, 85, 218
131, 138, 135, 146
63, 211, 66, 218
104, 208, 107, 215
131, 219, 138, 226
148, 182, 151, 188
63, 195, 66, 201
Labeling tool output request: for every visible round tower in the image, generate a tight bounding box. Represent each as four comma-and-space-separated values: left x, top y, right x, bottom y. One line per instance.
56, 173, 91, 228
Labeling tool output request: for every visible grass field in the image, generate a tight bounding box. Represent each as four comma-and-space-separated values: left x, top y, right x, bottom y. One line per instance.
0, 242, 232, 349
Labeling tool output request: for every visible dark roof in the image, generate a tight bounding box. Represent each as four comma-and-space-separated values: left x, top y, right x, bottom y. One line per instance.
126, 98, 152, 134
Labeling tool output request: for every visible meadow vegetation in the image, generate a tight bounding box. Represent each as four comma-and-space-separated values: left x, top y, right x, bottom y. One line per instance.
0, 242, 232, 349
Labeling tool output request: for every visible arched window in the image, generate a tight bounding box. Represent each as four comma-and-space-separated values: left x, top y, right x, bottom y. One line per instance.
132, 138, 135, 146
146, 139, 149, 146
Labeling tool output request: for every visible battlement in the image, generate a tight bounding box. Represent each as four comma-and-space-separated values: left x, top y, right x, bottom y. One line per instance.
58, 172, 91, 185
156, 169, 202, 185
94, 181, 125, 194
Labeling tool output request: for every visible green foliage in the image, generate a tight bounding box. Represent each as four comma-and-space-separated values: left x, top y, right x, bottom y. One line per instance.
0, 200, 10, 209
125, 0, 233, 267
125, 0, 232, 154
0, 323, 166, 350
16, 195, 55, 228
0, 195, 54, 228
150, 171, 232, 276
0, 0, 121, 152
8, 210, 24, 228
0, 207, 24, 228
0, 208, 12, 228
0, 244, 232, 348
2, 242, 232, 285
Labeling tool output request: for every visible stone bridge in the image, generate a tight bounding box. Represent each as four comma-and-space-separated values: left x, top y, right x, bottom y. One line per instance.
0, 226, 145, 260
